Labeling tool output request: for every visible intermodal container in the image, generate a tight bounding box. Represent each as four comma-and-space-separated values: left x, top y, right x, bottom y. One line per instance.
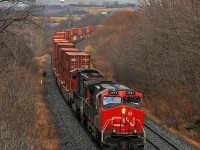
86, 26, 90, 33
55, 32, 66, 39
70, 36, 78, 42
53, 39, 70, 52
59, 48, 80, 81
63, 52, 90, 90
63, 29, 72, 40
55, 43, 75, 73
89, 26, 94, 32
52, 36, 65, 40
70, 37, 74, 42
77, 28, 82, 36
82, 27, 87, 34
52, 39, 70, 69
71, 28, 78, 36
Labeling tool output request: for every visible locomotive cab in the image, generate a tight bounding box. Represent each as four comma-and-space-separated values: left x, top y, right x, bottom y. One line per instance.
83, 80, 145, 149
69, 69, 105, 119
101, 91, 145, 149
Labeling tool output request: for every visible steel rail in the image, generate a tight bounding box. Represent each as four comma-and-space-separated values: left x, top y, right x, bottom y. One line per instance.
145, 123, 179, 150
146, 138, 160, 150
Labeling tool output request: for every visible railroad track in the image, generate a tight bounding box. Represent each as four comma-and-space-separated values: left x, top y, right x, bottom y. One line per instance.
145, 123, 179, 150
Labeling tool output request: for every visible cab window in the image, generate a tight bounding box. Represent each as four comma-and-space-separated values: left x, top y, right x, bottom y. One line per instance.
103, 96, 122, 109
123, 96, 141, 109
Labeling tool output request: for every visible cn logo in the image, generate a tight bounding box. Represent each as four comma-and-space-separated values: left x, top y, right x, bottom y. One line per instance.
111, 117, 135, 127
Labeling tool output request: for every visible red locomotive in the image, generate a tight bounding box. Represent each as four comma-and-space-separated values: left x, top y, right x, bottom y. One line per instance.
51, 26, 145, 149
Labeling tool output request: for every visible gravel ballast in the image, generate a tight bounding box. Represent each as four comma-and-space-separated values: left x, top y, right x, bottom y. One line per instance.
43, 59, 100, 150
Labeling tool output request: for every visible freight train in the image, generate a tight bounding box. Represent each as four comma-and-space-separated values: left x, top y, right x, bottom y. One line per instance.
51, 25, 146, 150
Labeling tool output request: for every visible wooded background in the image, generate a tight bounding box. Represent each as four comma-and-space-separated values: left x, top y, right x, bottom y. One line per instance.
90, 0, 200, 144
0, 2, 58, 149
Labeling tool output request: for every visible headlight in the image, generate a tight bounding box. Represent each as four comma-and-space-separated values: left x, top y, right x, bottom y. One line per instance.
112, 129, 117, 134
122, 108, 126, 114
133, 129, 137, 134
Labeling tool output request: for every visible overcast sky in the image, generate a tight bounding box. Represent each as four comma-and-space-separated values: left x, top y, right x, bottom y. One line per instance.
39, 0, 138, 5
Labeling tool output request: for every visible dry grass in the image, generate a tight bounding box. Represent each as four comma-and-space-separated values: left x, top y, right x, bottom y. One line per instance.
36, 54, 49, 71
35, 54, 59, 150
84, 45, 114, 80
49, 16, 82, 22
34, 16, 82, 23
77, 6, 134, 14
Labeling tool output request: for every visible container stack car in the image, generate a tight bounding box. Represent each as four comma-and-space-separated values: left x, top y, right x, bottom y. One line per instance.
51, 25, 146, 150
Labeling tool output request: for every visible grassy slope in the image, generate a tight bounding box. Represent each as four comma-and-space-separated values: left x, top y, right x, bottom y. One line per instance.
35, 54, 59, 149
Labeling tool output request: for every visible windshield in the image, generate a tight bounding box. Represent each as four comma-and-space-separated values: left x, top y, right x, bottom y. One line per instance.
123, 96, 141, 109
103, 96, 122, 109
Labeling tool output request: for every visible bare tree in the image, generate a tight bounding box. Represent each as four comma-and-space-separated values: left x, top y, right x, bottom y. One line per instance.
0, 1, 58, 149
90, 0, 200, 143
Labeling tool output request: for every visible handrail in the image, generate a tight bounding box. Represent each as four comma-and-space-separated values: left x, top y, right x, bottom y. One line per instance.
73, 91, 90, 108
82, 98, 94, 110
102, 119, 110, 132
101, 119, 110, 143
136, 119, 146, 143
